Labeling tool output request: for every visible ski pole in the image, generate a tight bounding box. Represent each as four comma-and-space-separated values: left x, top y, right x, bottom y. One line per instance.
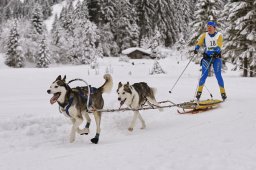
169, 54, 197, 93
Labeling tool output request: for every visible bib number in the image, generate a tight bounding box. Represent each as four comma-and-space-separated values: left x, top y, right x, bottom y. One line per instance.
210, 41, 216, 46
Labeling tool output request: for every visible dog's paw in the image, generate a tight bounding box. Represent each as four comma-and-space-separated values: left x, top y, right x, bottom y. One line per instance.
79, 128, 89, 135
128, 127, 133, 132
91, 137, 99, 144
141, 124, 146, 129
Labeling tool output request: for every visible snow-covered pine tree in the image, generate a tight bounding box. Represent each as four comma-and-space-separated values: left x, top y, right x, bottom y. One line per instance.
5, 20, 24, 68
111, 0, 139, 51
133, 0, 155, 46
87, 0, 101, 24
188, 0, 224, 46
50, 8, 71, 63
73, 0, 89, 20
150, 27, 161, 59
69, 17, 102, 65
150, 60, 166, 75
174, 0, 193, 41
100, 23, 118, 57
97, 0, 115, 24
22, 4, 47, 64
0, 0, 53, 23
59, 5, 73, 35
18, 18, 37, 63
96, 0, 120, 56
41, 0, 52, 20
153, 0, 180, 46
51, 15, 61, 46
112, 0, 129, 50
36, 35, 50, 68
31, 4, 44, 35
65, 2, 74, 35
129, 21, 140, 47
3, 6, 12, 21
223, 0, 256, 77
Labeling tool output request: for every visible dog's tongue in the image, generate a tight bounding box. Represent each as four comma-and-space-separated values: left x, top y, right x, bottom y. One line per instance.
120, 100, 125, 107
50, 94, 59, 104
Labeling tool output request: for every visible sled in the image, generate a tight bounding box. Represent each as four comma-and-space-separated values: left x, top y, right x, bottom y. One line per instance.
177, 99, 222, 114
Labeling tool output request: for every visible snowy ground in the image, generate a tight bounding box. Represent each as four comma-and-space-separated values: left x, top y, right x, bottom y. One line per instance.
1, 51, 256, 170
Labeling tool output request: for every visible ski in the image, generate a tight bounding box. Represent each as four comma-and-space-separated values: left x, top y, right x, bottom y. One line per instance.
177, 107, 211, 114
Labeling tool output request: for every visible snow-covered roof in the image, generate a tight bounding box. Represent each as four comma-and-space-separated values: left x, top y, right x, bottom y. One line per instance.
122, 47, 151, 55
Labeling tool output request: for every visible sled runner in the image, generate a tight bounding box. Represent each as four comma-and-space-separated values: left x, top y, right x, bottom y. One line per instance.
177, 99, 222, 114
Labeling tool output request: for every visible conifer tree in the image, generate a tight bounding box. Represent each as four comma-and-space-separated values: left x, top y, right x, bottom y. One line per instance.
134, 0, 155, 45
129, 21, 140, 47
111, 0, 139, 50
36, 35, 50, 68
97, 0, 115, 24
150, 60, 166, 75
223, 0, 256, 76
100, 23, 118, 57
188, 0, 224, 46
31, 4, 44, 35
5, 21, 24, 68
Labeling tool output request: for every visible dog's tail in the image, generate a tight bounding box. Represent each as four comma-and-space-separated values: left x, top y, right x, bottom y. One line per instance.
151, 87, 157, 95
98, 74, 113, 93
150, 87, 163, 112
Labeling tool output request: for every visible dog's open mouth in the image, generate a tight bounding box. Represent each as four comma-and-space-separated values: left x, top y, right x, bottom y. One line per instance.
120, 99, 126, 107
50, 92, 61, 104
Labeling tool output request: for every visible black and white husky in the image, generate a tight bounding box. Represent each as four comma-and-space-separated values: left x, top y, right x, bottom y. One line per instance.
117, 82, 162, 131
47, 74, 113, 144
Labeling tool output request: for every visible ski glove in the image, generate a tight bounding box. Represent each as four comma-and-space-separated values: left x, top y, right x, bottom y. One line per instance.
214, 46, 221, 54
194, 45, 200, 54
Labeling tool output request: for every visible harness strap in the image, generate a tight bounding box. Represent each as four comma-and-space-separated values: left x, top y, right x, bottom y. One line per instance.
59, 97, 73, 117
65, 97, 73, 117
76, 86, 97, 107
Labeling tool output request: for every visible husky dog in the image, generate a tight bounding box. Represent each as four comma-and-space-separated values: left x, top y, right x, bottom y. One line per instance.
47, 74, 113, 144
117, 82, 162, 131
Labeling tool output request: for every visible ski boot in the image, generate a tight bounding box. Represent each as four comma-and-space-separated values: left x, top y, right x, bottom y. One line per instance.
196, 92, 202, 101
221, 93, 227, 101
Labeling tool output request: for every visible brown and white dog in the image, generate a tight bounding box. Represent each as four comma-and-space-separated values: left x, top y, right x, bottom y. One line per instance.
47, 74, 113, 144
117, 82, 162, 131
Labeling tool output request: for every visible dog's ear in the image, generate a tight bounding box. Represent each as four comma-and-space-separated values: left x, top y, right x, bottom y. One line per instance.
124, 83, 132, 94
62, 75, 66, 82
118, 82, 122, 88
56, 75, 61, 81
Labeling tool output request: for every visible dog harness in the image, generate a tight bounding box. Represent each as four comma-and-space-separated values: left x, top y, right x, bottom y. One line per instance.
58, 97, 73, 117
77, 86, 97, 109
59, 86, 97, 117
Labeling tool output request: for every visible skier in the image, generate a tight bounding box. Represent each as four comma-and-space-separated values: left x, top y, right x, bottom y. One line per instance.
194, 21, 227, 101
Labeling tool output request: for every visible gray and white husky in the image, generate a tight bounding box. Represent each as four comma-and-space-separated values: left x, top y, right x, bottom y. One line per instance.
117, 82, 162, 131
47, 74, 113, 144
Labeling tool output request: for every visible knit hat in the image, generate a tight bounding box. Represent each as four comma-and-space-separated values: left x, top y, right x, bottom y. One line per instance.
207, 21, 216, 27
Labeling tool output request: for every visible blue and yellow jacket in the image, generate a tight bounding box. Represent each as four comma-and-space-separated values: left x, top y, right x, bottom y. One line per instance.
195, 32, 223, 57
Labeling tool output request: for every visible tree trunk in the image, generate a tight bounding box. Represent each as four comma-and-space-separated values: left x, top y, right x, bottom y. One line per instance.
243, 57, 248, 77
249, 66, 254, 77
